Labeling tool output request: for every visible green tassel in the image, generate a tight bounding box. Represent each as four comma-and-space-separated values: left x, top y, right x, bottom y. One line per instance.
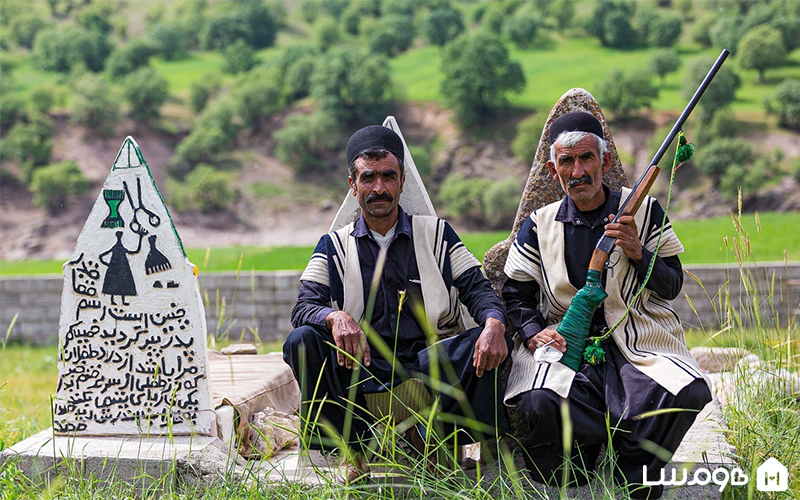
675, 131, 696, 164
583, 339, 606, 365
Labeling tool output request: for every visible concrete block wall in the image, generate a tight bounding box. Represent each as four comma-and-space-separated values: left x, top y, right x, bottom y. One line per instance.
2, 264, 798, 345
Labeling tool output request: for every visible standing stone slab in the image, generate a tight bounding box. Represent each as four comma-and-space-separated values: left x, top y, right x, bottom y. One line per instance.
483, 88, 629, 293
329, 115, 436, 232
54, 137, 213, 436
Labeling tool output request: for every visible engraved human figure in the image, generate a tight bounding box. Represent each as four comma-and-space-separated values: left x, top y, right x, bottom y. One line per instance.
99, 230, 144, 305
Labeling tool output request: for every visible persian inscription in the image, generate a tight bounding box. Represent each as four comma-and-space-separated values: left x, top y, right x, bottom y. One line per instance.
55, 137, 212, 436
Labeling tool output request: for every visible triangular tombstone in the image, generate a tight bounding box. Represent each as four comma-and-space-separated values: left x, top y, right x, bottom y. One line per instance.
54, 137, 213, 436
483, 88, 629, 291
328, 116, 436, 232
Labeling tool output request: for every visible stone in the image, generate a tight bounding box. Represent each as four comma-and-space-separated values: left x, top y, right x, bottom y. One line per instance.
329, 115, 437, 232
482, 88, 629, 295
690, 347, 753, 373
247, 408, 300, 459
53, 137, 213, 436
220, 343, 258, 355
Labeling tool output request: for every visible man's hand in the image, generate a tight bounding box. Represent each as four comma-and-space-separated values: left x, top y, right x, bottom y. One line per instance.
605, 213, 643, 263
326, 311, 371, 369
525, 328, 567, 356
473, 317, 507, 377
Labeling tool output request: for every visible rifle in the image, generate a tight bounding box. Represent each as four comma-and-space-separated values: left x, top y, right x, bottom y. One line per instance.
557, 49, 731, 371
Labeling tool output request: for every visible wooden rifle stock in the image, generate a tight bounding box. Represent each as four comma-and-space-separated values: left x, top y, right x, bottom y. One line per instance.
588, 49, 729, 274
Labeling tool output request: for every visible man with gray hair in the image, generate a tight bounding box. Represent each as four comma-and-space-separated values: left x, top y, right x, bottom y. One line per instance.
501, 111, 711, 499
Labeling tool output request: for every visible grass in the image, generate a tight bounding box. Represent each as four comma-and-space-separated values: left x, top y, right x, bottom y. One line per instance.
3, 212, 799, 276
390, 36, 800, 116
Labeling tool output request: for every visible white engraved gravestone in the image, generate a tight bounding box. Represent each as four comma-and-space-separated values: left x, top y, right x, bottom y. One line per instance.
54, 137, 213, 436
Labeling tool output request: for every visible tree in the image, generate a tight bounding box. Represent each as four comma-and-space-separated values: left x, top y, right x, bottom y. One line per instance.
482, 177, 521, 228
504, 6, 539, 48
2, 113, 54, 182
512, 113, 547, 165
693, 138, 753, 188
223, 39, 258, 74
422, 6, 464, 46
167, 164, 237, 213
174, 97, 239, 164
547, 0, 575, 31
586, 1, 636, 48
647, 12, 682, 47
709, 13, 744, 54
105, 38, 160, 78
682, 56, 741, 123
738, 25, 786, 83
440, 31, 525, 127
311, 47, 395, 125
230, 69, 284, 131
189, 74, 222, 114
438, 174, 491, 221
201, 11, 251, 50
284, 54, 317, 101
8, 13, 50, 49
649, 49, 680, 85
771, 78, 800, 129
30, 161, 89, 212
368, 15, 415, 57
123, 68, 169, 122
596, 70, 658, 119
148, 22, 187, 60
691, 14, 715, 47
31, 25, 111, 73
314, 16, 341, 51
70, 73, 119, 130
719, 148, 780, 198
273, 111, 341, 173
241, 1, 281, 49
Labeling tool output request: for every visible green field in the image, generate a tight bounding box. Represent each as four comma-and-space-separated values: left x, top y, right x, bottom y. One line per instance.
2, 212, 798, 276
391, 37, 800, 115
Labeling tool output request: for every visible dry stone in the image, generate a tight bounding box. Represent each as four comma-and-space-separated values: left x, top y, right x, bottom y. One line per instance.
54, 137, 213, 436
483, 88, 629, 294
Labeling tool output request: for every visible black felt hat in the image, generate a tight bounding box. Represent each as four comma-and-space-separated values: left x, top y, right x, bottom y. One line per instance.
346, 125, 405, 166
548, 111, 604, 145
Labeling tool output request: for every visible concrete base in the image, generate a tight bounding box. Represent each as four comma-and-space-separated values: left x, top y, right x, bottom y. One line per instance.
1, 429, 242, 491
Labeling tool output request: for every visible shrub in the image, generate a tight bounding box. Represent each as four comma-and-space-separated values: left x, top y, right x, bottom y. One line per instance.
167, 164, 237, 213
283, 54, 317, 101
719, 149, 781, 198
512, 113, 547, 165
70, 73, 119, 130
691, 13, 715, 47
586, 1, 636, 48
709, 13, 744, 55
106, 38, 160, 78
189, 74, 222, 114
2, 113, 54, 182
175, 97, 239, 164
482, 177, 521, 228
230, 69, 284, 131
29, 86, 56, 115
771, 79, 800, 129
481, 4, 505, 33
693, 138, 753, 188
647, 12, 681, 47
440, 31, 525, 127
596, 69, 658, 119
76, 1, 114, 35
697, 108, 738, 145
547, 0, 575, 31
148, 22, 187, 60
30, 161, 89, 211
422, 6, 464, 46
0, 93, 27, 131
438, 174, 491, 221
311, 47, 395, 125
241, 1, 281, 49
223, 39, 258, 74
123, 67, 169, 122
31, 25, 111, 73
273, 111, 341, 174
407, 145, 431, 178
504, 6, 538, 48
8, 13, 50, 49
201, 11, 251, 50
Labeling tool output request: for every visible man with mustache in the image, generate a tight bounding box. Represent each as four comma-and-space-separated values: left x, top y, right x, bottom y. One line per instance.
284, 125, 510, 482
501, 112, 710, 499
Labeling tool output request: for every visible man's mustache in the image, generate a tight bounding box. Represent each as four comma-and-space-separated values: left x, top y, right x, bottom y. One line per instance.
567, 175, 592, 188
366, 192, 393, 203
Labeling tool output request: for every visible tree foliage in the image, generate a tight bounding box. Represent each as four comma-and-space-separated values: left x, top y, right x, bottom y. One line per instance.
69, 73, 119, 130
30, 161, 89, 212
32, 25, 111, 73
738, 25, 786, 83
587, 1, 637, 48
647, 11, 682, 47
693, 138, 753, 189
274, 111, 341, 174
123, 68, 169, 122
682, 56, 741, 123
167, 164, 237, 213
1, 113, 54, 182
512, 113, 547, 165
771, 78, 800, 129
438, 174, 491, 221
368, 15, 416, 57
314, 16, 341, 51
230, 69, 284, 131
596, 70, 658, 119
422, 6, 465, 46
189, 74, 222, 114
311, 47, 395, 125
106, 38, 159, 78
8, 13, 51, 49
504, 6, 539, 48
222, 39, 258, 74
440, 31, 525, 127
649, 49, 680, 85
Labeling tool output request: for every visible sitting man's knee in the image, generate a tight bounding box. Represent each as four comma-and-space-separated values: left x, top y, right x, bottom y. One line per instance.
515, 389, 561, 436
683, 379, 713, 411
